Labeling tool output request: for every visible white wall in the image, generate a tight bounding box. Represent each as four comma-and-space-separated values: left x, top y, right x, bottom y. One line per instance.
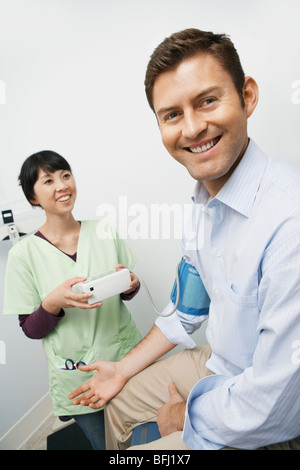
0, 0, 299, 442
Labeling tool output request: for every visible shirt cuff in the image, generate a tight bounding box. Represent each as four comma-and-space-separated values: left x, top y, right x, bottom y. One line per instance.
182, 374, 230, 450
155, 302, 197, 349
120, 283, 140, 300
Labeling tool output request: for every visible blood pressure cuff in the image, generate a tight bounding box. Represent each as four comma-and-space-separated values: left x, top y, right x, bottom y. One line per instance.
170, 258, 210, 316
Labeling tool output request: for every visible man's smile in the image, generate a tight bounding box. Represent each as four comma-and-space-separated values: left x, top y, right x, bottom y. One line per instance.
185, 136, 221, 154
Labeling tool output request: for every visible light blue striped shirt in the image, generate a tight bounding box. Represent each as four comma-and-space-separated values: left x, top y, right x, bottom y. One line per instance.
156, 140, 300, 449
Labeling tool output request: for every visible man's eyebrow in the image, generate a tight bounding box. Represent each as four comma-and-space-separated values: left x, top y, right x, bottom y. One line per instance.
156, 86, 224, 118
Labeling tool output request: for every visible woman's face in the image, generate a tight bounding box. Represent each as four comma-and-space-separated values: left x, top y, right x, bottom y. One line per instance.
30, 167, 77, 215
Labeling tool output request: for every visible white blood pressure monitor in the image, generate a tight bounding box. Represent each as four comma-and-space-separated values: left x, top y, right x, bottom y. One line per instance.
77, 269, 131, 304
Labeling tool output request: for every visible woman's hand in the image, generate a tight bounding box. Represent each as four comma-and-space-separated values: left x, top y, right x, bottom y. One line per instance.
42, 277, 102, 315
115, 264, 140, 294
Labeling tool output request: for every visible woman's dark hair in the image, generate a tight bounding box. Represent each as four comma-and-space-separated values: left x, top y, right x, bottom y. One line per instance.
18, 150, 72, 206
145, 28, 246, 111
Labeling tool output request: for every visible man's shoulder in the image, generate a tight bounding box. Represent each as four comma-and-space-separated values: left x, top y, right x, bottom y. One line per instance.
264, 155, 300, 206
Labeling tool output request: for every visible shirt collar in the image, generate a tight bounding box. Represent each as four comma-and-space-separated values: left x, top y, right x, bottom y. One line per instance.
192, 139, 269, 217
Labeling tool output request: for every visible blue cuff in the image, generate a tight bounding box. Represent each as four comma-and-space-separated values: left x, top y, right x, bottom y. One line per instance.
171, 258, 210, 316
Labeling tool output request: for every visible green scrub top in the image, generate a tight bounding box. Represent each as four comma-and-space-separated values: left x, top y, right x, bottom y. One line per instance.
3, 220, 142, 416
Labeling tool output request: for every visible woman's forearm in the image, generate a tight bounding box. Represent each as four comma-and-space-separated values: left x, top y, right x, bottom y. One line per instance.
19, 305, 64, 339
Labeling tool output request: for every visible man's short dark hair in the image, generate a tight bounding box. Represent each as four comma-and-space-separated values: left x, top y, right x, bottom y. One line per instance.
145, 28, 245, 111
18, 150, 72, 206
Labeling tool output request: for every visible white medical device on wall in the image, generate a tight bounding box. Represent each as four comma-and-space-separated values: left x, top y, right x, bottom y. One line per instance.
0, 209, 44, 245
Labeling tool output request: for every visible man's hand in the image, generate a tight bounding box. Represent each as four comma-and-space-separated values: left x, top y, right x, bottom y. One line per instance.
157, 382, 186, 437
68, 325, 176, 410
68, 360, 127, 409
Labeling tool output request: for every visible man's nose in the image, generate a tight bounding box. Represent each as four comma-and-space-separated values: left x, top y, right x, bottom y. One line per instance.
181, 111, 208, 140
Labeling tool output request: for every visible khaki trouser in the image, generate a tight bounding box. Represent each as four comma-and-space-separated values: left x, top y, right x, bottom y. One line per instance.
104, 345, 300, 450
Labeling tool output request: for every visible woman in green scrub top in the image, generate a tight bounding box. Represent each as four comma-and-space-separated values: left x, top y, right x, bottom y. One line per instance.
3, 151, 142, 449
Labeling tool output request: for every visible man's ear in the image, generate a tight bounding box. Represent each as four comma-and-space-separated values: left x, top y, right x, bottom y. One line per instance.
243, 76, 259, 118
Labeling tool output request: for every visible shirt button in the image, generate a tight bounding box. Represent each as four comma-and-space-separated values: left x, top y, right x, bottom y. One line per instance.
214, 289, 219, 295
216, 250, 222, 257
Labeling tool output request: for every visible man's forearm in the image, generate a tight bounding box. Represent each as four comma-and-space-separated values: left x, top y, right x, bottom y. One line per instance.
118, 324, 176, 380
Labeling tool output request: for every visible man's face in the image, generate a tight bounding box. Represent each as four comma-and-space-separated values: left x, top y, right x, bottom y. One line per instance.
153, 53, 257, 196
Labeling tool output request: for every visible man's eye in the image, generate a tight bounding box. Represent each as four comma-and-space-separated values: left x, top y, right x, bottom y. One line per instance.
203, 98, 215, 106
167, 112, 179, 121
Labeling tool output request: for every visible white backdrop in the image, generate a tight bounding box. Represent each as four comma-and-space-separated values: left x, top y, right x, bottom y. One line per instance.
0, 0, 299, 442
